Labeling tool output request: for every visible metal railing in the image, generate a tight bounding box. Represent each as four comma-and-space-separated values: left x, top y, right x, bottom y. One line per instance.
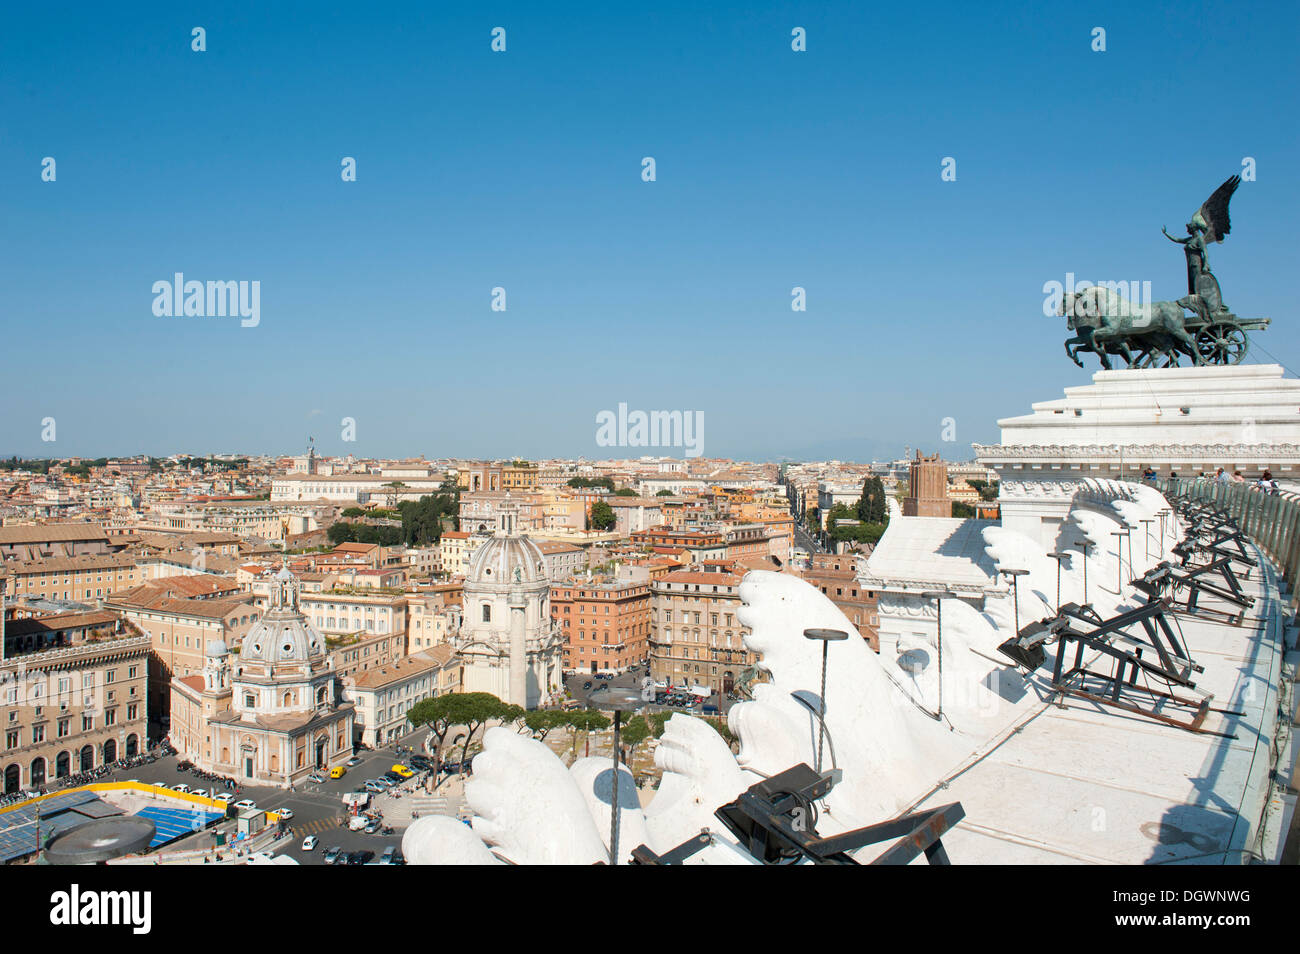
1154, 476, 1300, 611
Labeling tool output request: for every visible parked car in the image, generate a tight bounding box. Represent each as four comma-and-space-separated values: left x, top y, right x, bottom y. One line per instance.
390, 764, 414, 778
345, 756, 363, 767
301, 835, 318, 851
214, 792, 234, 803
382, 772, 404, 783
176, 760, 193, 772
363, 780, 386, 793
233, 799, 257, 812
173, 783, 191, 794
307, 771, 328, 783
347, 850, 371, 865
323, 845, 342, 864
380, 846, 396, 865
364, 821, 380, 834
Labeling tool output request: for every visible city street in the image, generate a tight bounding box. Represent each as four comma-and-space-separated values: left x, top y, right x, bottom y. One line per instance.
56, 730, 450, 865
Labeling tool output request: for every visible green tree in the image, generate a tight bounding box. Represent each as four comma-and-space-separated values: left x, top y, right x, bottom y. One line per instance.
521, 709, 568, 741
620, 715, 652, 762
655, 489, 673, 497
614, 488, 637, 497
341, 507, 366, 518
588, 500, 616, 531
564, 709, 611, 757
856, 476, 887, 524
406, 692, 508, 776
952, 501, 976, 518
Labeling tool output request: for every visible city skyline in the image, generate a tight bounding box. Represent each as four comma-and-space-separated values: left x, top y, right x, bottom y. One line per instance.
3, 1, 1297, 460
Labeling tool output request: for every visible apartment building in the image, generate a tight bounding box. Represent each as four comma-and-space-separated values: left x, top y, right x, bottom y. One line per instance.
550, 578, 650, 674
0, 553, 142, 603
104, 583, 257, 721
0, 523, 117, 561
300, 590, 408, 641
802, 552, 880, 651
341, 646, 462, 747
407, 595, 462, 653
536, 540, 587, 581
648, 568, 756, 697
1, 629, 151, 792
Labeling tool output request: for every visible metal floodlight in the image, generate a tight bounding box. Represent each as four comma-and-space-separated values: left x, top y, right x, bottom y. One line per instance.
1047, 552, 1067, 612
587, 686, 649, 865
999, 568, 1029, 637
920, 591, 953, 719
803, 628, 849, 774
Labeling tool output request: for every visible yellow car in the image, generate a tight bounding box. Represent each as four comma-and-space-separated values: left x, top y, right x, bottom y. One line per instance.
330, 766, 346, 779
390, 764, 414, 778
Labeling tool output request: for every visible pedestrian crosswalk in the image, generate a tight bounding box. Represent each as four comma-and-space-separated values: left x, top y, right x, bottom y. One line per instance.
295, 817, 342, 836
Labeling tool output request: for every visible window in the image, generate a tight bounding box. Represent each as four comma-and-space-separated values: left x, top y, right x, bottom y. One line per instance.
58, 719, 69, 738
481, 604, 491, 623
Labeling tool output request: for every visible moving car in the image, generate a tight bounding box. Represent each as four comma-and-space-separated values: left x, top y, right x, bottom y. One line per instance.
345, 756, 363, 767
173, 783, 191, 793
233, 799, 257, 812
330, 766, 346, 779
364, 821, 380, 834
301, 835, 319, 851
380, 846, 396, 865
323, 846, 342, 864
214, 792, 234, 803
276, 808, 295, 821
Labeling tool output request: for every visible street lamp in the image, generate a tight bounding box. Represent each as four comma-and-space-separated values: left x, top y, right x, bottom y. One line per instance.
802, 628, 849, 774
998, 569, 1029, 638
1139, 519, 1154, 561
586, 685, 648, 866
1046, 552, 1066, 613
1156, 508, 1172, 556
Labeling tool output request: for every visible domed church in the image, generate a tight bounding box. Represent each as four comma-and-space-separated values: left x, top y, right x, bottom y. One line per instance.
169, 564, 355, 787
454, 502, 564, 708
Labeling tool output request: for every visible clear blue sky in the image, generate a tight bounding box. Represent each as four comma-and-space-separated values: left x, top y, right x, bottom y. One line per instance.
2, 0, 1296, 462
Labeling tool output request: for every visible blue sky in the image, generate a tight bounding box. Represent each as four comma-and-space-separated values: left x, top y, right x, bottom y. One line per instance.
2, 0, 1297, 462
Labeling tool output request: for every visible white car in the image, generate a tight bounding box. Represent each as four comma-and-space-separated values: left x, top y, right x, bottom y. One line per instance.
173, 783, 191, 793
301, 835, 318, 851
233, 799, 257, 812
214, 792, 234, 803
276, 808, 295, 820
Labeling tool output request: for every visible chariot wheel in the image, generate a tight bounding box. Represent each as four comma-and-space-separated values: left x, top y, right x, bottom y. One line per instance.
1194, 322, 1247, 365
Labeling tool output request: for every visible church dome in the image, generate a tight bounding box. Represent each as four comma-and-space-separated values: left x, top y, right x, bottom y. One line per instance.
205, 639, 230, 657
466, 533, 548, 586
239, 565, 325, 664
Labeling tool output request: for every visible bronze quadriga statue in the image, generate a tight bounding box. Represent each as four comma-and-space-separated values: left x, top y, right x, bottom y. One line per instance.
1060, 175, 1269, 369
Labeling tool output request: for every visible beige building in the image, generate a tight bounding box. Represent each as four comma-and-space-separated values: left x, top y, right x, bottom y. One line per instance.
1, 553, 142, 603
648, 568, 756, 698
104, 582, 258, 722
407, 595, 462, 653
1, 603, 151, 793
300, 590, 408, 640
0, 523, 117, 561
341, 646, 462, 747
